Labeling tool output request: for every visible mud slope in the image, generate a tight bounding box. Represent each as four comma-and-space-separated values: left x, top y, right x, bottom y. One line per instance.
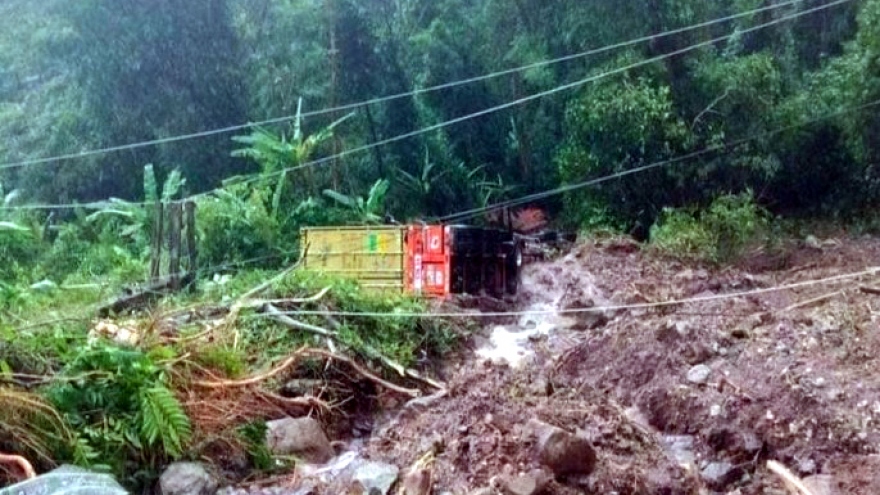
368, 236, 880, 494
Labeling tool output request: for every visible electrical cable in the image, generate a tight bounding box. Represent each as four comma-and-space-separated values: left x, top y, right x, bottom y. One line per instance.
0, 0, 852, 211
0, 0, 815, 172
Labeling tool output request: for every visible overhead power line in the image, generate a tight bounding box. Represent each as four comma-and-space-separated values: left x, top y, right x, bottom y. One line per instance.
251, 266, 880, 319
193, 0, 857, 190
0, 0, 817, 172
0, 0, 854, 212
438, 99, 880, 224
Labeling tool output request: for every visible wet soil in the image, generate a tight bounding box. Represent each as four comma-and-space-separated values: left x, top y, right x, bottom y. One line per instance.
361, 235, 880, 494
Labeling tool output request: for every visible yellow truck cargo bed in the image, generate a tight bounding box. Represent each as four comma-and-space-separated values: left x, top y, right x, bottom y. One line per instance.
300, 226, 407, 292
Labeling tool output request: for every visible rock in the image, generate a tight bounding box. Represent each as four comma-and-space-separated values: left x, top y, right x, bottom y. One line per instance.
499, 469, 552, 495
570, 312, 608, 332
159, 462, 219, 495
401, 468, 432, 495
528, 419, 597, 477
798, 457, 817, 475
802, 474, 838, 495
1, 465, 126, 495
352, 461, 399, 495
700, 461, 739, 489
266, 416, 334, 464
662, 435, 696, 466
687, 364, 712, 384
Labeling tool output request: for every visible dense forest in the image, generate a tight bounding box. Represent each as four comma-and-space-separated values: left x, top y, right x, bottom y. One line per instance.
5, 1, 880, 491
0, 0, 877, 280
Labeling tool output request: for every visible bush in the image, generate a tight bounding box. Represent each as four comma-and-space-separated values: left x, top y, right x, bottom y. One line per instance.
649, 191, 769, 263
46, 343, 191, 489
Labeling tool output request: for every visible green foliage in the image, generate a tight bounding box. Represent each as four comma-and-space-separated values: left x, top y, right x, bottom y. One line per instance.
558, 67, 693, 233
47, 343, 191, 487
268, 271, 460, 366
323, 179, 390, 224
650, 191, 770, 263
237, 421, 276, 473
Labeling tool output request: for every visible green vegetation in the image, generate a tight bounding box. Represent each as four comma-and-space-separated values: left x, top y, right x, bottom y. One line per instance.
2, 0, 880, 489
649, 191, 770, 263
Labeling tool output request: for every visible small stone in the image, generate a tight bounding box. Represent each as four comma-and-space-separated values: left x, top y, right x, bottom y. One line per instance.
353, 461, 399, 495
701, 461, 738, 489
802, 474, 837, 495
687, 364, 712, 384
710, 404, 723, 417
662, 435, 696, 466
499, 469, 552, 495
798, 458, 817, 474
401, 468, 432, 495
266, 416, 334, 464
528, 419, 597, 477
159, 462, 219, 495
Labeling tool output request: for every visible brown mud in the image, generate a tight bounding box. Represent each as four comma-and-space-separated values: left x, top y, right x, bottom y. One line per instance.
360, 235, 880, 494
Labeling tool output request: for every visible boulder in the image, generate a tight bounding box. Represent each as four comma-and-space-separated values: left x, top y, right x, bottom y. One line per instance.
351, 460, 399, 495
528, 419, 597, 477
498, 469, 552, 495
266, 416, 334, 464
159, 462, 219, 495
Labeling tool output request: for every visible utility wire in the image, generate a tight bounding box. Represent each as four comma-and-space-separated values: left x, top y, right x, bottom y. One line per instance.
0, 0, 813, 172
207, 0, 855, 193
438, 98, 880, 223
0, 0, 854, 212
250, 266, 880, 319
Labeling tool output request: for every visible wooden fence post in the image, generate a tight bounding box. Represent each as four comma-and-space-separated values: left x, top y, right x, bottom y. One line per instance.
168, 202, 182, 290
149, 201, 165, 283
185, 201, 197, 286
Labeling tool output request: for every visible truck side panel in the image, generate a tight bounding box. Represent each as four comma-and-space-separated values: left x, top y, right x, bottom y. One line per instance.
300, 226, 406, 293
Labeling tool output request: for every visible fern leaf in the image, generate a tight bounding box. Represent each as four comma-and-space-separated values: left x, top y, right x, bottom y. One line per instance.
139, 386, 191, 458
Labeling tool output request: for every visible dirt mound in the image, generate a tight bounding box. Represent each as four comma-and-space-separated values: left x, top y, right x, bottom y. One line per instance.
364, 235, 880, 494
369, 360, 698, 494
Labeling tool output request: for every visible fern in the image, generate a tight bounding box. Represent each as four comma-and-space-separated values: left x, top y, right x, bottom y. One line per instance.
138, 386, 191, 459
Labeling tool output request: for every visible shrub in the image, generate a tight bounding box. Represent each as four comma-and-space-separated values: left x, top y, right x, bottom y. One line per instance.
650, 191, 769, 263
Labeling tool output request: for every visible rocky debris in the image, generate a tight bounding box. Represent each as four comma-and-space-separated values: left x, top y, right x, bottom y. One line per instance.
700, 461, 739, 489
527, 419, 597, 478
686, 364, 712, 384
351, 461, 399, 495
497, 469, 552, 495
661, 435, 696, 466
400, 468, 433, 495
569, 312, 608, 332
159, 462, 219, 495
266, 417, 334, 464
802, 474, 837, 495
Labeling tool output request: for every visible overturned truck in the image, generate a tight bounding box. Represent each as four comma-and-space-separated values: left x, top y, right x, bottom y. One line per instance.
300, 224, 525, 297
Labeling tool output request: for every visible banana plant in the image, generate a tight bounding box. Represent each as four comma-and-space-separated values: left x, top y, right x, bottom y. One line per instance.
323, 179, 390, 224
231, 98, 353, 220
86, 164, 184, 244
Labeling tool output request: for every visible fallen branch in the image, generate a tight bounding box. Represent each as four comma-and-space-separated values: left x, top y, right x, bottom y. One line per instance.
259, 391, 331, 412
302, 348, 421, 398
265, 304, 336, 338
859, 285, 880, 295
192, 347, 421, 397
218, 252, 308, 332
767, 460, 815, 495
266, 305, 446, 392
193, 347, 308, 389
0, 453, 36, 480
780, 290, 843, 313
